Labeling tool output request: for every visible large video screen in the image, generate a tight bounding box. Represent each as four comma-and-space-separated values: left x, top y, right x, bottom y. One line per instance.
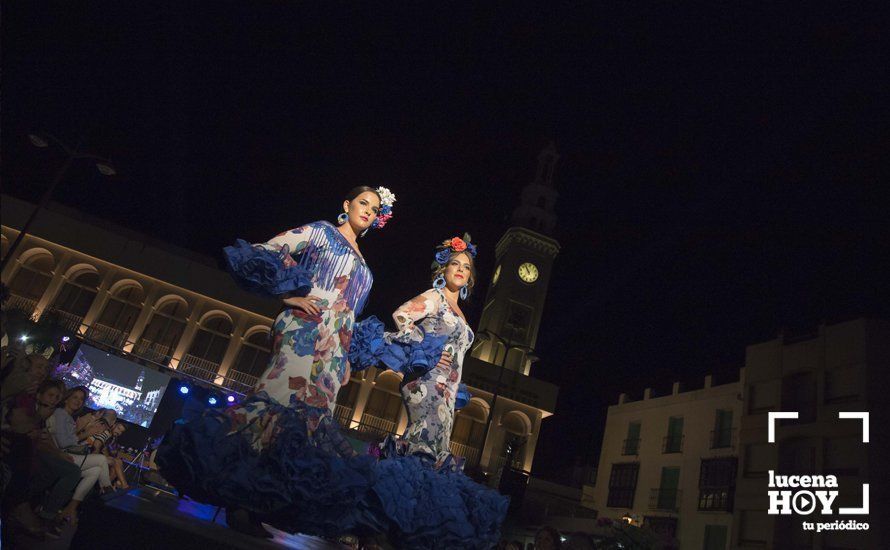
54, 344, 170, 427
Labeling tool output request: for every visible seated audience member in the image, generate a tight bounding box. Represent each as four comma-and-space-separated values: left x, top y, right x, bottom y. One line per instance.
47, 387, 113, 525
2, 379, 79, 538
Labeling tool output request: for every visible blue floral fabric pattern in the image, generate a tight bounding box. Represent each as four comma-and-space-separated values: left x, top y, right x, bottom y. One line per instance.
387, 288, 474, 466
158, 221, 376, 536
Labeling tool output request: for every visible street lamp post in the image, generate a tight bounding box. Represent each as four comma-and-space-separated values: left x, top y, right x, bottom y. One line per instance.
1, 134, 116, 272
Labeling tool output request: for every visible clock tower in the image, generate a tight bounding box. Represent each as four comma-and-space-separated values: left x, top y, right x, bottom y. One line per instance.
471, 143, 561, 375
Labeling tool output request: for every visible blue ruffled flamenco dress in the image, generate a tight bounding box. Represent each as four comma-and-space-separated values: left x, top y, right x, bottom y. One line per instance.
348, 317, 510, 549
157, 239, 386, 538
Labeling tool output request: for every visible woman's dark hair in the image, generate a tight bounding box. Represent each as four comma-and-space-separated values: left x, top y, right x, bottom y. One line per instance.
37, 378, 65, 396
431, 250, 477, 299
344, 186, 380, 202
61, 385, 89, 410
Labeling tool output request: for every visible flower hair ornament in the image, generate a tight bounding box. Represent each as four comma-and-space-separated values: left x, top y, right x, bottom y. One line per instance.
431, 233, 477, 299
371, 186, 396, 229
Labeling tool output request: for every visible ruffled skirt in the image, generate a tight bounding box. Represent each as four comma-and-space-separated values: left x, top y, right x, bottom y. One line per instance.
156, 393, 379, 537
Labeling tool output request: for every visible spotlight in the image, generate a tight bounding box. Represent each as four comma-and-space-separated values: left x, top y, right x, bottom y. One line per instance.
61, 336, 71, 342
227, 395, 235, 403
19, 335, 29, 342
208, 396, 218, 406
178, 385, 190, 395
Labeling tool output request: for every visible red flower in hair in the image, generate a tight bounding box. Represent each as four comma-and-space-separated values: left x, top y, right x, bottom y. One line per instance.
450, 237, 467, 252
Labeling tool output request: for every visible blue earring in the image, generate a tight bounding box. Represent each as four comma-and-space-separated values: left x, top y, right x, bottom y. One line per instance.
337, 213, 348, 225
459, 286, 468, 300
433, 274, 446, 290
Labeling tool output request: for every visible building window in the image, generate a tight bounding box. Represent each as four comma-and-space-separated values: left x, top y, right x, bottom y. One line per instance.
823, 436, 860, 477
698, 457, 737, 512
711, 409, 734, 449
232, 329, 272, 378
663, 416, 684, 453
748, 380, 779, 414
623, 421, 641, 455
134, 298, 188, 364
650, 467, 680, 511
702, 525, 728, 550
781, 372, 816, 423
51, 270, 100, 326
743, 443, 772, 478
8, 252, 55, 301
778, 437, 817, 474
738, 510, 768, 546
607, 463, 639, 508
824, 369, 860, 405
643, 516, 677, 540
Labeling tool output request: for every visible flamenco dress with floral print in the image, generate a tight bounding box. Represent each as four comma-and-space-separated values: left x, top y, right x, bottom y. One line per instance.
156, 221, 383, 537
349, 289, 509, 549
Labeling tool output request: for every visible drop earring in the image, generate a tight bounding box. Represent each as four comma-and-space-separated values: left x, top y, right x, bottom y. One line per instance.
459, 286, 468, 300
337, 213, 348, 225
433, 274, 446, 290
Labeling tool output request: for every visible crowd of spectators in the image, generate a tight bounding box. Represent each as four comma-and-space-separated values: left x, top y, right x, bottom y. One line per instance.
1, 284, 129, 541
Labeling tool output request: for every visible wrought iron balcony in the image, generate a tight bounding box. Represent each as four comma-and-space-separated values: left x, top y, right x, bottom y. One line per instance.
354, 413, 397, 439
131, 339, 173, 366
333, 404, 354, 428
178, 354, 221, 382
649, 488, 681, 511
85, 323, 129, 349
449, 440, 482, 468
6, 294, 38, 317
710, 428, 736, 450
662, 435, 684, 454
622, 437, 641, 456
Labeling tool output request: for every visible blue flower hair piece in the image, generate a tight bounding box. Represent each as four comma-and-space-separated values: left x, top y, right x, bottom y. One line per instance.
431, 232, 477, 269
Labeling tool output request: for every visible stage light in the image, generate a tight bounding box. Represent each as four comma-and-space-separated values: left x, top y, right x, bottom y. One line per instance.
19, 334, 29, 342
208, 396, 218, 406
179, 385, 190, 395
227, 395, 235, 403
62, 336, 71, 342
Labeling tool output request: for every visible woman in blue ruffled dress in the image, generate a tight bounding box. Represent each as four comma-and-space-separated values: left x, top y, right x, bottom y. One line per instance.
157, 185, 396, 538
350, 234, 509, 549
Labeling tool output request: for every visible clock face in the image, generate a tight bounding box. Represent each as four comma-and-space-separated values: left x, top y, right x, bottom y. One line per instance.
492, 265, 501, 286
518, 262, 539, 283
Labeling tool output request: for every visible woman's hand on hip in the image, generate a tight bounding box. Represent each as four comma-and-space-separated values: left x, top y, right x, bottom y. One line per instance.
283, 296, 321, 315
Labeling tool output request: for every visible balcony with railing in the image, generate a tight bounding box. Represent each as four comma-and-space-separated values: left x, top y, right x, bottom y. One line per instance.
47, 310, 84, 333
622, 437, 641, 456
334, 404, 355, 428
222, 369, 259, 393
84, 323, 129, 349
354, 413, 397, 439
649, 488, 681, 511
178, 354, 221, 382
131, 339, 174, 366
449, 440, 482, 468
6, 294, 38, 317
710, 428, 736, 450
662, 435, 684, 454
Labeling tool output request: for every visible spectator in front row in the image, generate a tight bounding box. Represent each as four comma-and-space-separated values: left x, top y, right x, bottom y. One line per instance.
46, 387, 113, 526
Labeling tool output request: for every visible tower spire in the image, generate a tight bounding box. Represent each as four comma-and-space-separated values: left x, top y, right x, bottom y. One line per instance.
510, 142, 560, 234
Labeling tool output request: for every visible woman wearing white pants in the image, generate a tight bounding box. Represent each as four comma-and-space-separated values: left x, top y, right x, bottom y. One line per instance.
47, 387, 113, 526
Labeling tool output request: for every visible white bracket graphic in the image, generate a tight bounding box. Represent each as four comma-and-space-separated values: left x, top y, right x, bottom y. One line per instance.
840, 483, 870, 515
768, 412, 799, 443
838, 412, 869, 443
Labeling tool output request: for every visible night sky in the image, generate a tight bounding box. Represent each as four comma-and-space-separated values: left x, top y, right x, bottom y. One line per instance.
3, 3, 887, 477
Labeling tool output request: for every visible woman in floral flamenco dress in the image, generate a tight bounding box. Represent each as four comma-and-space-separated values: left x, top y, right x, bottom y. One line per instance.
157, 186, 396, 538
350, 234, 509, 549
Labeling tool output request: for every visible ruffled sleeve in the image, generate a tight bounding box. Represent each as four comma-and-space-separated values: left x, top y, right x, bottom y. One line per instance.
348, 316, 449, 379
223, 227, 315, 297
455, 383, 471, 410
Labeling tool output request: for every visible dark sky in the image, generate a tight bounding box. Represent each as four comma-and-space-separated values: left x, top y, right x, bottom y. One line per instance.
3, 3, 887, 476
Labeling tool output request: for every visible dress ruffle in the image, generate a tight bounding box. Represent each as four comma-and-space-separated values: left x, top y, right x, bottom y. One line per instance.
223, 239, 313, 297
360, 455, 509, 550
156, 394, 378, 538
348, 316, 448, 378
